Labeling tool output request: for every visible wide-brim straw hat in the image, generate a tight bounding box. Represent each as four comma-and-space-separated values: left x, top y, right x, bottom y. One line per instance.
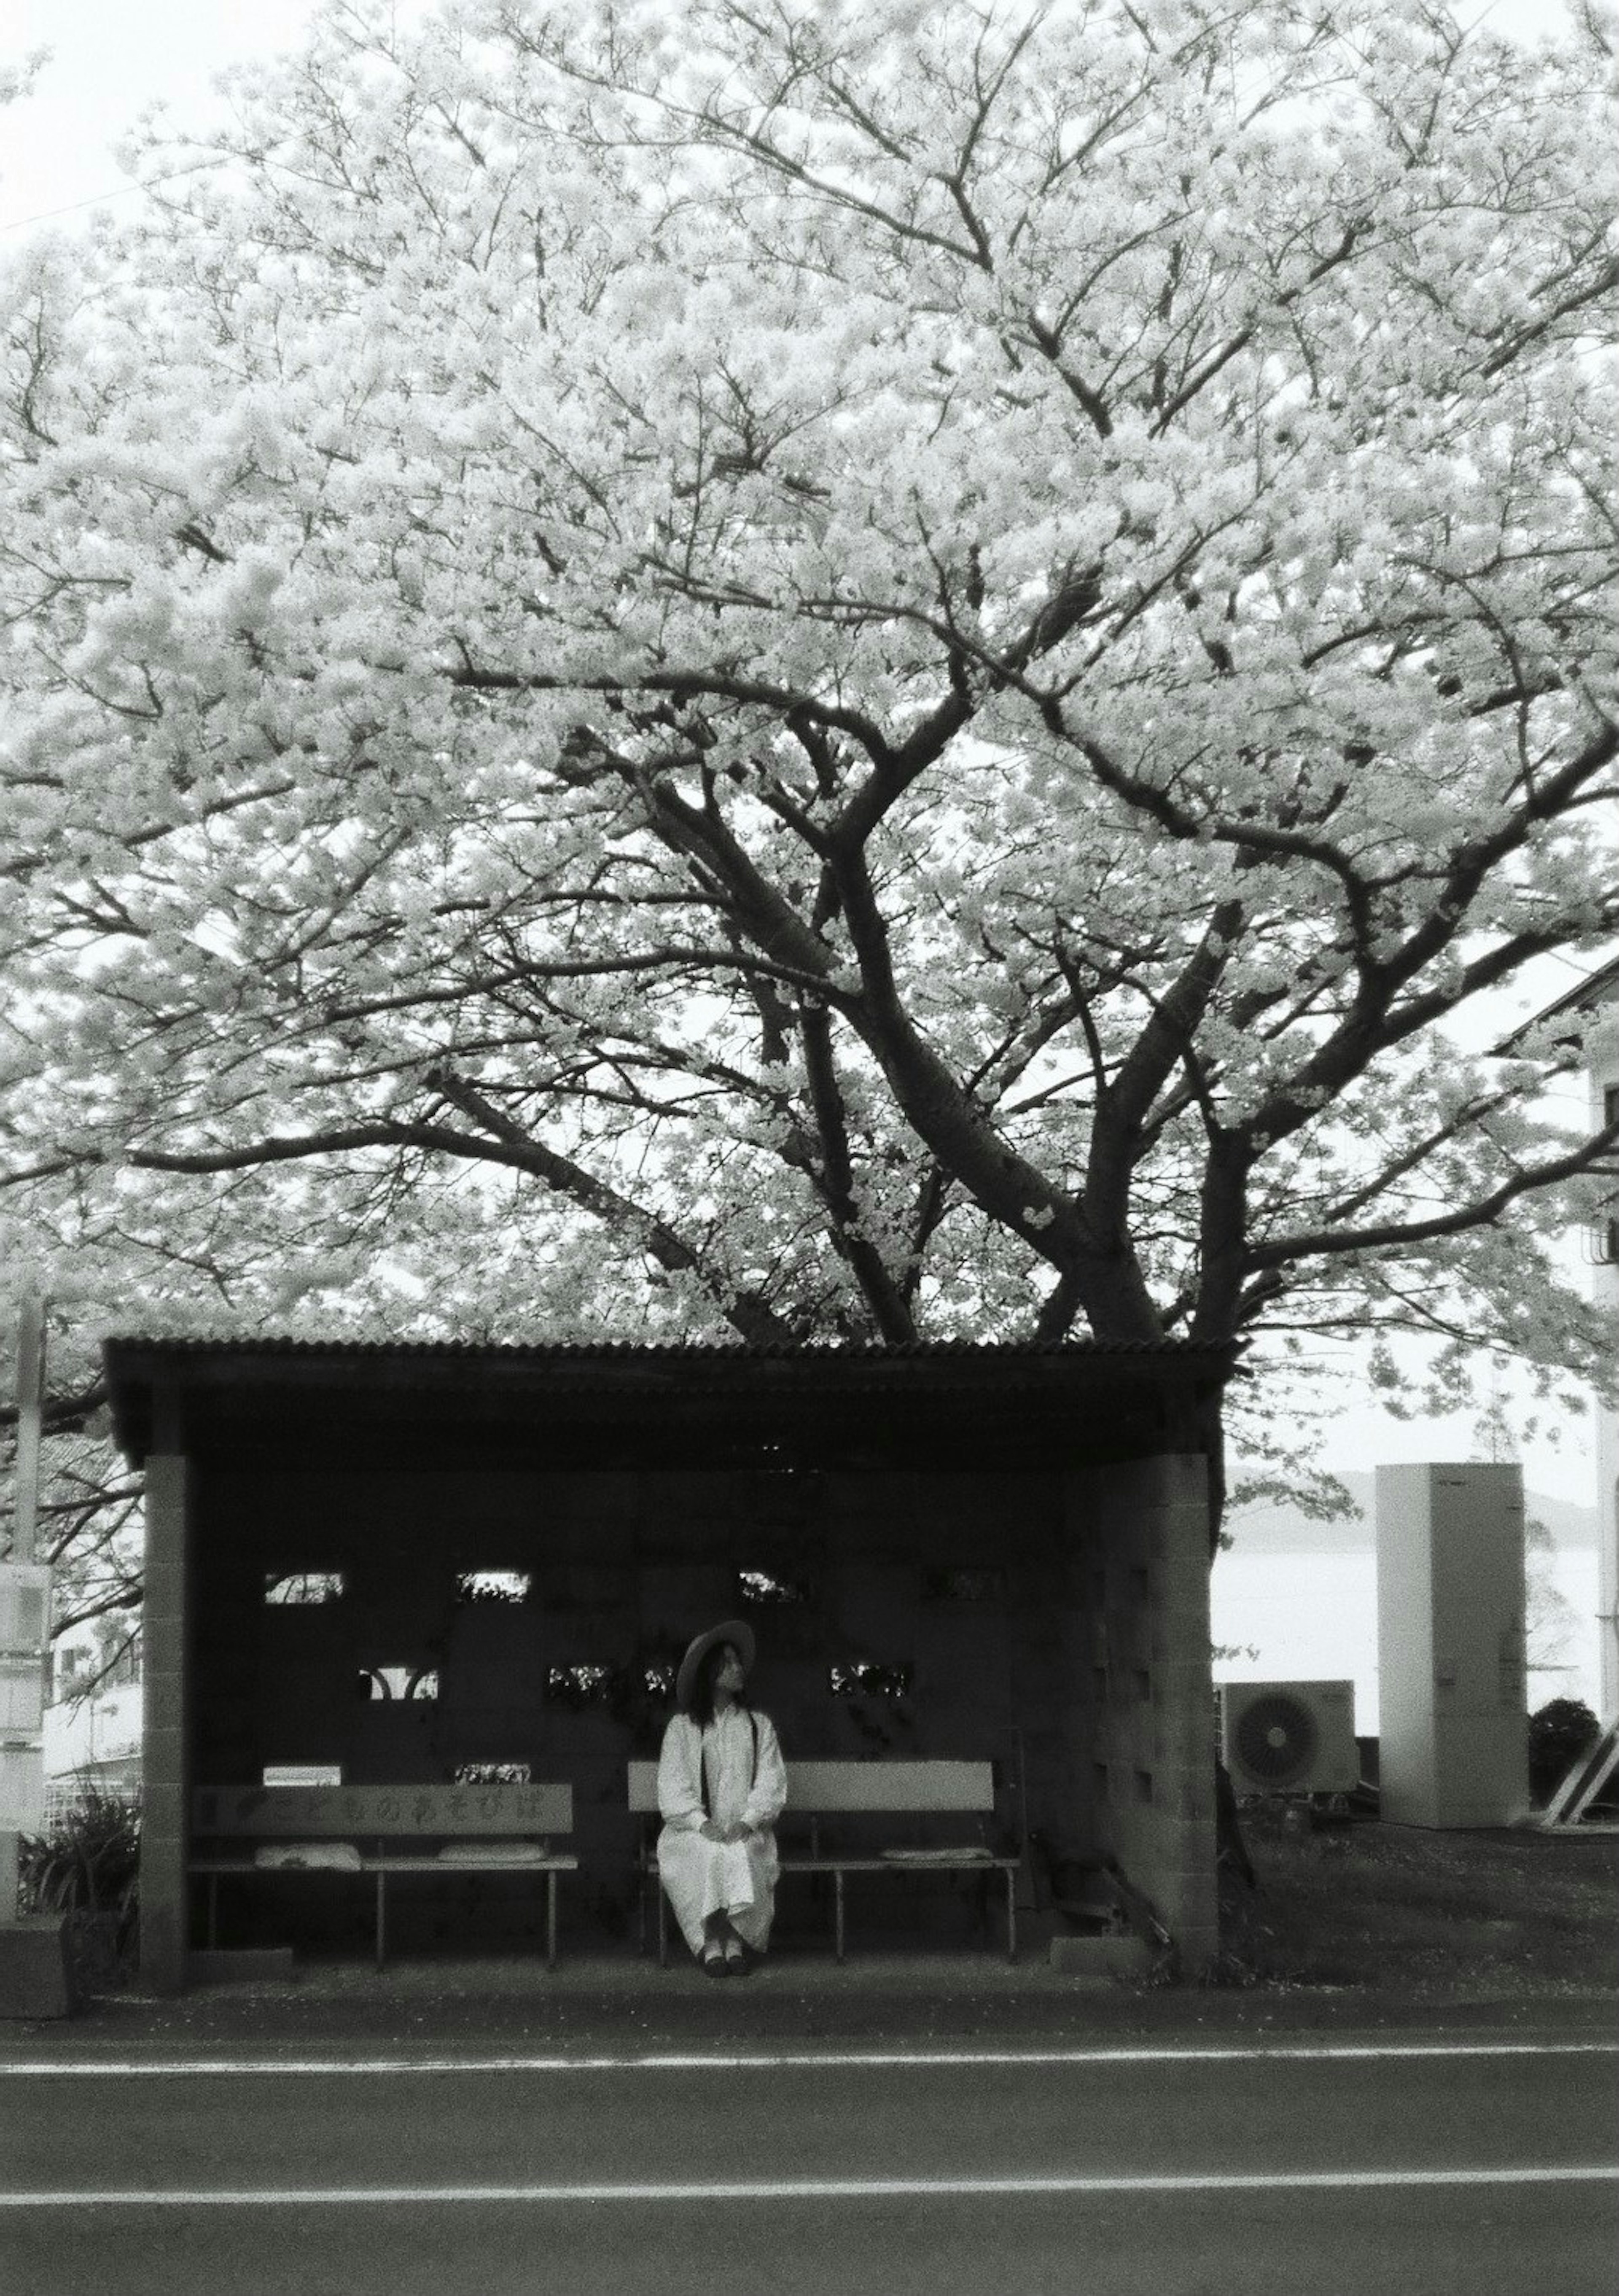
675, 1619, 756, 1710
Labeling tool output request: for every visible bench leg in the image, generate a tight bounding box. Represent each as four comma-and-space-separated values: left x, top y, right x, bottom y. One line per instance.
1006, 1868, 1017, 1965
207, 1874, 219, 1951
375, 1871, 386, 1973
546, 1871, 558, 1971
834, 1869, 845, 1963
658, 1881, 669, 1969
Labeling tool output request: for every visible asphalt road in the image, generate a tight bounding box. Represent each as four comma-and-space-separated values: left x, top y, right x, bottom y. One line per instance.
3, 2034, 1616, 2296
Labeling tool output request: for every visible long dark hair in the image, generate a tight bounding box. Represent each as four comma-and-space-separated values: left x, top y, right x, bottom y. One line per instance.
683, 1639, 749, 1728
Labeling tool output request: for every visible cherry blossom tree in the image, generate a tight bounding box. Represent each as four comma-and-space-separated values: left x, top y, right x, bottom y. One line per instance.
3, 0, 1617, 1543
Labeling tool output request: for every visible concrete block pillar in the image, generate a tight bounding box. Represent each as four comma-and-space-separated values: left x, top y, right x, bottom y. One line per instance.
1376, 1463, 1528, 1827
139, 1411, 190, 1993
1083, 1453, 1220, 1972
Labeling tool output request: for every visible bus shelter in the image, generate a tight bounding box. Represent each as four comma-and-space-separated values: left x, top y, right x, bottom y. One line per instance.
102, 1337, 1240, 1990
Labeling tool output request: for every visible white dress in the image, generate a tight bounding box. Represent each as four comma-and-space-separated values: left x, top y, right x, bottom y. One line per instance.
656, 1705, 788, 1956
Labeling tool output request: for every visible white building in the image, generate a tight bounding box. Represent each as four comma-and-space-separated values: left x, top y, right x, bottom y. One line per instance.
43, 1636, 143, 1819
1530, 955, 1619, 1720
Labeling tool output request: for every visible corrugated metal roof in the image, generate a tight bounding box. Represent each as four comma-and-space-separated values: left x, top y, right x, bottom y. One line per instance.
103, 1333, 1234, 1362
101, 1332, 1242, 1464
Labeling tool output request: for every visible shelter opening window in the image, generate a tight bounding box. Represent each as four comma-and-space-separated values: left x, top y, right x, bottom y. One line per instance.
264, 1572, 345, 1605
454, 1761, 531, 1784
546, 1664, 621, 1707
737, 1569, 808, 1606
454, 1569, 532, 1605
643, 1664, 675, 1701
829, 1662, 914, 1699
357, 1666, 439, 1701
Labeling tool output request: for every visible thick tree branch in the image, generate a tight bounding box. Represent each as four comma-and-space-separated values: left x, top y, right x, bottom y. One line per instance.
1246, 1119, 1619, 1271
797, 1004, 918, 1343
422, 1069, 801, 1346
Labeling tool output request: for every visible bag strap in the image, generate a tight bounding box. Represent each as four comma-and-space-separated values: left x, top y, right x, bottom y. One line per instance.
699, 1707, 758, 1820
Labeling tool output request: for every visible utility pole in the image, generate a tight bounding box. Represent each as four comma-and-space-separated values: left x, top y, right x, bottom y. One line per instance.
13, 1284, 44, 1564
0, 1283, 73, 2012
2, 1284, 50, 1922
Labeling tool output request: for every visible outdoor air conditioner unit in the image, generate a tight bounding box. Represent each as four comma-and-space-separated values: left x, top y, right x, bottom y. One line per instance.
1220, 1680, 1359, 1795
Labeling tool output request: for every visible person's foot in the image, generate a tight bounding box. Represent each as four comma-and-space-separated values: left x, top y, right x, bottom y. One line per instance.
701, 1939, 728, 1978
723, 1935, 747, 1973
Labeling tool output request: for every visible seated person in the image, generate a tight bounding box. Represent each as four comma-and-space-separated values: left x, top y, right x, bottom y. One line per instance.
656, 1619, 787, 1976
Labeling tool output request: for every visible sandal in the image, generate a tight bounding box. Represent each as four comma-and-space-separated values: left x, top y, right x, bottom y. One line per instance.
723, 1936, 748, 1973
701, 1941, 728, 1978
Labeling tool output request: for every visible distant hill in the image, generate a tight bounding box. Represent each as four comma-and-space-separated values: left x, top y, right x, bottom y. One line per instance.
1226, 1470, 1598, 1556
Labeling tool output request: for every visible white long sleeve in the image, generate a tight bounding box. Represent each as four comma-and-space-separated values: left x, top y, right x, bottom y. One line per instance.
656, 1714, 708, 1833
742, 1711, 788, 1831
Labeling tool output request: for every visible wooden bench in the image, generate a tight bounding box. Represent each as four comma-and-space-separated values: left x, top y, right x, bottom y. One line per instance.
190, 1783, 577, 1970
628, 1758, 1019, 1965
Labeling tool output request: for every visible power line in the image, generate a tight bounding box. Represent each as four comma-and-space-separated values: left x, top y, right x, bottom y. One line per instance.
0, 159, 220, 237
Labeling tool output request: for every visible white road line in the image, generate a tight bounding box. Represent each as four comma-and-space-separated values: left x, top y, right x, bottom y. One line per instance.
3, 2040, 1616, 2077
2, 2166, 1615, 2208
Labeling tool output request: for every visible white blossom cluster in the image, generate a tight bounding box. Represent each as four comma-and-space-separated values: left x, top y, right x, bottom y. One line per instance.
0, 0, 1614, 1474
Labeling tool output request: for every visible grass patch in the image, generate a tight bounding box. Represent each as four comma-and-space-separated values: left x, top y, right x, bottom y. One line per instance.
1210, 1805, 1619, 1997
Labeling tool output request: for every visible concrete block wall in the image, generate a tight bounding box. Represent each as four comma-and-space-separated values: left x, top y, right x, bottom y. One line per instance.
138, 1448, 191, 1995
1073, 1454, 1218, 1972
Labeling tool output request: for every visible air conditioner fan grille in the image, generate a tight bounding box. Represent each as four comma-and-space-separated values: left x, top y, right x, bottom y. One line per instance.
1233, 1693, 1320, 1785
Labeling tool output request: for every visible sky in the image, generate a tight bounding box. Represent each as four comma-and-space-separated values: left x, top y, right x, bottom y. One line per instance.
0, 0, 1579, 242
1, 0, 1607, 1521
0, 0, 337, 241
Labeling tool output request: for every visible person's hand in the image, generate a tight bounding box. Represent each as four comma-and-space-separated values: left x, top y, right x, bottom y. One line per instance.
723, 1821, 751, 1844
699, 1820, 726, 1841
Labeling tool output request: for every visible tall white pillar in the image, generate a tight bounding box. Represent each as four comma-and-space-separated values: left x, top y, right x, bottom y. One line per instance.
1376, 1463, 1527, 1827
1587, 1001, 1619, 1720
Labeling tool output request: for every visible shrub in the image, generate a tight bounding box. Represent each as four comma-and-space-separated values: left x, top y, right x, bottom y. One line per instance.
1527, 1699, 1602, 1805
19, 1787, 141, 1988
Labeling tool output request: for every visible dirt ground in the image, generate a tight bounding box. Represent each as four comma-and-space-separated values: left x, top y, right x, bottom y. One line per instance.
13, 1807, 1617, 2046
1211, 1805, 1619, 1998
